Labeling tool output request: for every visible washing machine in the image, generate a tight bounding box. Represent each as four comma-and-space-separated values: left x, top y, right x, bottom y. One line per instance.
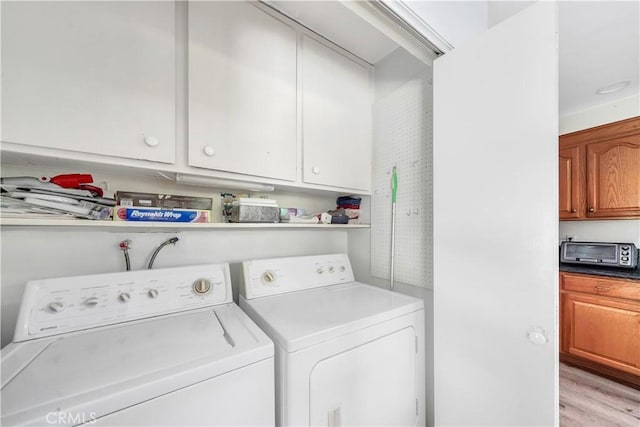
1, 263, 274, 426
239, 253, 425, 426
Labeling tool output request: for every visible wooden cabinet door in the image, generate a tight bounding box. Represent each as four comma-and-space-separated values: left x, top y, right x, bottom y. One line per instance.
1, 1, 176, 163
586, 137, 640, 218
301, 36, 372, 191
559, 146, 584, 219
188, 2, 297, 181
562, 292, 640, 376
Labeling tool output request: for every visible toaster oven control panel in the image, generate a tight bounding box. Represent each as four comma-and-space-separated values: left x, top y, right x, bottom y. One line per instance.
619, 245, 632, 266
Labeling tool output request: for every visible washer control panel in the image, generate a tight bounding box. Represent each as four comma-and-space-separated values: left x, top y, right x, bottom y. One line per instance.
14, 263, 231, 342
241, 254, 355, 299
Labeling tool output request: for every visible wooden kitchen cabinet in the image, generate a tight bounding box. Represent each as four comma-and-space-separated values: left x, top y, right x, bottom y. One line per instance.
586, 138, 640, 218
188, 1, 297, 182
1, 1, 176, 164
559, 116, 640, 219
301, 36, 373, 192
560, 272, 640, 386
559, 146, 584, 219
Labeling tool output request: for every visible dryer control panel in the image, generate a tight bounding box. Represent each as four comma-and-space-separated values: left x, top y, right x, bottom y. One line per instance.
240, 254, 355, 299
13, 263, 232, 342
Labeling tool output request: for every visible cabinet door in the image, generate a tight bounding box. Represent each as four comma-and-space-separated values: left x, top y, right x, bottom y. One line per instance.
562, 292, 640, 376
1, 1, 175, 163
559, 145, 584, 219
302, 36, 372, 191
188, 2, 297, 182
586, 137, 640, 218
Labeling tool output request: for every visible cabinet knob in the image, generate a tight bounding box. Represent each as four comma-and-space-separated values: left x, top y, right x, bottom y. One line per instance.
203, 146, 216, 157
144, 136, 159, 147
312, 167, 320, 175
588, 208, 595, 212
571, 209, 577, 213
594, 285, 611, 292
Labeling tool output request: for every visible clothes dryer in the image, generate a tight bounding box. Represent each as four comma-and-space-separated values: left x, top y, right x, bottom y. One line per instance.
239, 254, 425, 426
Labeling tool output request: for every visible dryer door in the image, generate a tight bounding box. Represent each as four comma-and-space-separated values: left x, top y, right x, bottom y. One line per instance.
309, 327, 417, 426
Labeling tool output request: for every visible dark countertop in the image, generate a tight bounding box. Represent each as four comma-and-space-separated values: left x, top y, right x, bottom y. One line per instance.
560, 249, 640, 280
560, 263, 640, 280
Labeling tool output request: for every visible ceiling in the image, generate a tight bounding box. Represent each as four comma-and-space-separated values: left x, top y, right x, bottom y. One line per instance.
558, 1, 639, 116
403, 0, 639, 117
265, 1, 639, 118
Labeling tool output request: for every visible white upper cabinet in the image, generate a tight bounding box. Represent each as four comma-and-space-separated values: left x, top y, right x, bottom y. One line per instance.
1, 1, 176, 163
188, 2, 297, 182
302, 36, 373, 191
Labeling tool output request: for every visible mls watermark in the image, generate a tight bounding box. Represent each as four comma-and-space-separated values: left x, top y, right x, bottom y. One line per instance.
46, 411, 97, 425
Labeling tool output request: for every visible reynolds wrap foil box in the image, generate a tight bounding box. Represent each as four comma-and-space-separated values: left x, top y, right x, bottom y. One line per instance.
114, 206, 210, 223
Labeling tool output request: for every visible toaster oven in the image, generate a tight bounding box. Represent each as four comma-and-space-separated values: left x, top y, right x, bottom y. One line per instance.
560, 241, 637, 269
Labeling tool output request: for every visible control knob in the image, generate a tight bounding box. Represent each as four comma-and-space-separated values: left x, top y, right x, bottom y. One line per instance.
193, 278, 212, 295
83, 297, 99, 308
118, 292, 131, 303
148, 289, 159, 299
262, 271, 276, 285
47, 301, 65, 313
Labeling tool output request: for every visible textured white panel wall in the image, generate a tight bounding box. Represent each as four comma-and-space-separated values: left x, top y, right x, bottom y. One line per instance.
370, 74, 433, 288
371, 74, 433, 286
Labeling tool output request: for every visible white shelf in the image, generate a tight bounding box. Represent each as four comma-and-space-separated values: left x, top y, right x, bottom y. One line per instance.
0, 218, 370, 231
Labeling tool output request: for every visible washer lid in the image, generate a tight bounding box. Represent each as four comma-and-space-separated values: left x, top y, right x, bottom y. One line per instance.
1, 304, 273, 427
240, 282, 424, 353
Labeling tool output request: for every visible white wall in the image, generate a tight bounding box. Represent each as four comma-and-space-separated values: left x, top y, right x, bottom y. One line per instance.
559, 93, 640, 134
1, 228, 347, 346
403, 0, 488, 49
487, 1, 536, 28
559, 93, 640, 245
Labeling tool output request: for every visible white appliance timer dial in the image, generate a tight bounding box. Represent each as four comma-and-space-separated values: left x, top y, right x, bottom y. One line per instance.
193, 279, 212, 295
261, 271, 278, 285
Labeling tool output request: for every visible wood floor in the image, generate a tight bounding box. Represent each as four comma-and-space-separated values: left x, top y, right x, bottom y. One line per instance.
560, 363, 640, 427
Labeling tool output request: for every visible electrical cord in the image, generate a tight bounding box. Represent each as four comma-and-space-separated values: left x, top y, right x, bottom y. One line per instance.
148, 237, 179, 269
